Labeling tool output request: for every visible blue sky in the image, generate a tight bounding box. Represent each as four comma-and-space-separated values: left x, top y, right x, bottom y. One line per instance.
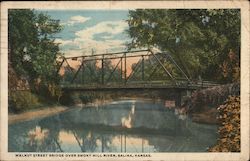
40, 10, 131, 57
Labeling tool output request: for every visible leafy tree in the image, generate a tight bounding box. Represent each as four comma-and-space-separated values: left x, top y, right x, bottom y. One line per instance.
127, 9, 240, 83
8, 9, 62, 93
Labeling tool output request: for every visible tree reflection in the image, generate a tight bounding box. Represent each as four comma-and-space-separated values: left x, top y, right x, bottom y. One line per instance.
9, 100, 218, 152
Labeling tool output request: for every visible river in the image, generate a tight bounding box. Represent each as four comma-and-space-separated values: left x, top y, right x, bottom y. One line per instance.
9, 99, 218, 152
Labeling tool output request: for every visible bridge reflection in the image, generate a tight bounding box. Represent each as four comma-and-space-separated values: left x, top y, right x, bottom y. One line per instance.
9, 100, 218, 152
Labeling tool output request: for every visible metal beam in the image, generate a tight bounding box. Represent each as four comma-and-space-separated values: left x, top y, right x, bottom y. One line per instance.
142, 56, 144, 81
147, 64, 159, 81
68, 54, 151, 63
120, 57, 123, 81
64, 58, 75, 74
101, 55, 104, 85
124, 53, 127, 84
106, 58, 122, 83
126, 57, 142, 82
81, 61, 85, 84
149, 50, 175, 82
147, 56, 165, 81
64, 49, 150, 59
163, 52, 190, 82
56, 58, 65, 74
71, 58, 84, 83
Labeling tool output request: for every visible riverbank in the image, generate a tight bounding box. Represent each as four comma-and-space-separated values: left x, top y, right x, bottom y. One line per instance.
8, 98, 133, 124
9, 106, 68, 125
184, 83, 240, 124
8, 97, 166, 125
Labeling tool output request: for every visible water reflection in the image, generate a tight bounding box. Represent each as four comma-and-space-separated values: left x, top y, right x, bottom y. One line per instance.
28, 126, 49, 146
9, 99, 218, 152
121, 102, 135, 128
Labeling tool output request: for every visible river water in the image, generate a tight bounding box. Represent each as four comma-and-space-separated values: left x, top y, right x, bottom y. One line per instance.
9, 99, 218, 152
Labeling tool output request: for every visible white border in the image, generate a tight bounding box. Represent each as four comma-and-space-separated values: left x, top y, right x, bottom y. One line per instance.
1, 1, 249, 161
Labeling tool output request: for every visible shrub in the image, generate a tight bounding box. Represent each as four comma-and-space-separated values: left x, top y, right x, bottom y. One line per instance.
59, 91, 78, 105
79, 94, 95, 104
9, 91, 41, 113
209, 96, 240, 152
37, 83, 62, 104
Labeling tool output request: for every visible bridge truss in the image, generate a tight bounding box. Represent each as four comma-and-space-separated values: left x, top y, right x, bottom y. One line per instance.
57, 49, 217, 89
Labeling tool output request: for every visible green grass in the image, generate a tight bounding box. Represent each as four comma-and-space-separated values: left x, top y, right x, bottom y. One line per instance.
9, 91, 42, 113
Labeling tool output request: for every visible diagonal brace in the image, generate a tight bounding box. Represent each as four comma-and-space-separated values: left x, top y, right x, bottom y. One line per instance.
126, 57, 142, 82
149, 50, 175, 82
106, 58, 122, 83
71, 58, 84, 83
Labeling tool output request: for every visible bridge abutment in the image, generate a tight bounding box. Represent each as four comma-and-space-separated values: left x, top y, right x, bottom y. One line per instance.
175, 92, 182, 108
60, 87, 194, 109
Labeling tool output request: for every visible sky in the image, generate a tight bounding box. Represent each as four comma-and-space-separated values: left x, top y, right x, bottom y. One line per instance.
40, 10, 131, 57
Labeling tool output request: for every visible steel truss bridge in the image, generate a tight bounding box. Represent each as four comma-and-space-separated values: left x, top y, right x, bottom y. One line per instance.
57, 48, 218, 91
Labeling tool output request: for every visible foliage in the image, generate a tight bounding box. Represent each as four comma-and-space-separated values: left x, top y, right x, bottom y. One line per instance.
62, 58, 122, 85
59, 91, 77, 106
187, 83, 239, 115
9, 91, 41, 113
8, 9, 62, 97
220, 50, 240, 82
79, 94, 94, 104
127, 9, 240, 83
37, 83, 62, 103
209, 96, 240, 152
60, 92, 98, 105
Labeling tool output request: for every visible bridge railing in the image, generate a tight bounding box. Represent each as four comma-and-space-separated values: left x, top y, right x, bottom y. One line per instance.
60, 79, 220, 90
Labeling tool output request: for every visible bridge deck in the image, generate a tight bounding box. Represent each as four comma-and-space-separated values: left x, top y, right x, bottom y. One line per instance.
61, 81, 219, 91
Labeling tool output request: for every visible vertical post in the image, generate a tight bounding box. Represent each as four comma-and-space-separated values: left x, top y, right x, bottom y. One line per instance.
175, 91, 182, 108
142, 55, 144, 81
120, 57, 123, 82
101, 54, 104, 85
124, 53, 127, 84
81, 58, 84, 85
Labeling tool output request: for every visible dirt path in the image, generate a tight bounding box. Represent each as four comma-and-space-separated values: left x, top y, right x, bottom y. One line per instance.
9, 106, 68, 125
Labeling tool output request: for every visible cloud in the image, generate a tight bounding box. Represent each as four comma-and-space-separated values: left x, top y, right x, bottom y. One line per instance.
63, 15, 91, 26
75, 20, 128, 42
59, 20, 130, 56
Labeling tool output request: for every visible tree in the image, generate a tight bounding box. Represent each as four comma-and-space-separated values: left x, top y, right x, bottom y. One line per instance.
127, 9, 240, 83
8, 9, 63, 96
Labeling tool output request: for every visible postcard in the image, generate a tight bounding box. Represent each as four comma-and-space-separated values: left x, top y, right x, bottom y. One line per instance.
1, 1, 249, 161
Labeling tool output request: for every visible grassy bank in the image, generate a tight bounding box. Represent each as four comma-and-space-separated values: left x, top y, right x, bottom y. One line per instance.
8, 90, 70, 124
8, 90, 59, 114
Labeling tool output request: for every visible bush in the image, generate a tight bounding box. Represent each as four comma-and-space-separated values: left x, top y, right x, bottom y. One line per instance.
37, 83, 62, 103
9, 91, 41, 113
209, 96, 240, 152
59, 91, 78, 105
79, 94, 95, 104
